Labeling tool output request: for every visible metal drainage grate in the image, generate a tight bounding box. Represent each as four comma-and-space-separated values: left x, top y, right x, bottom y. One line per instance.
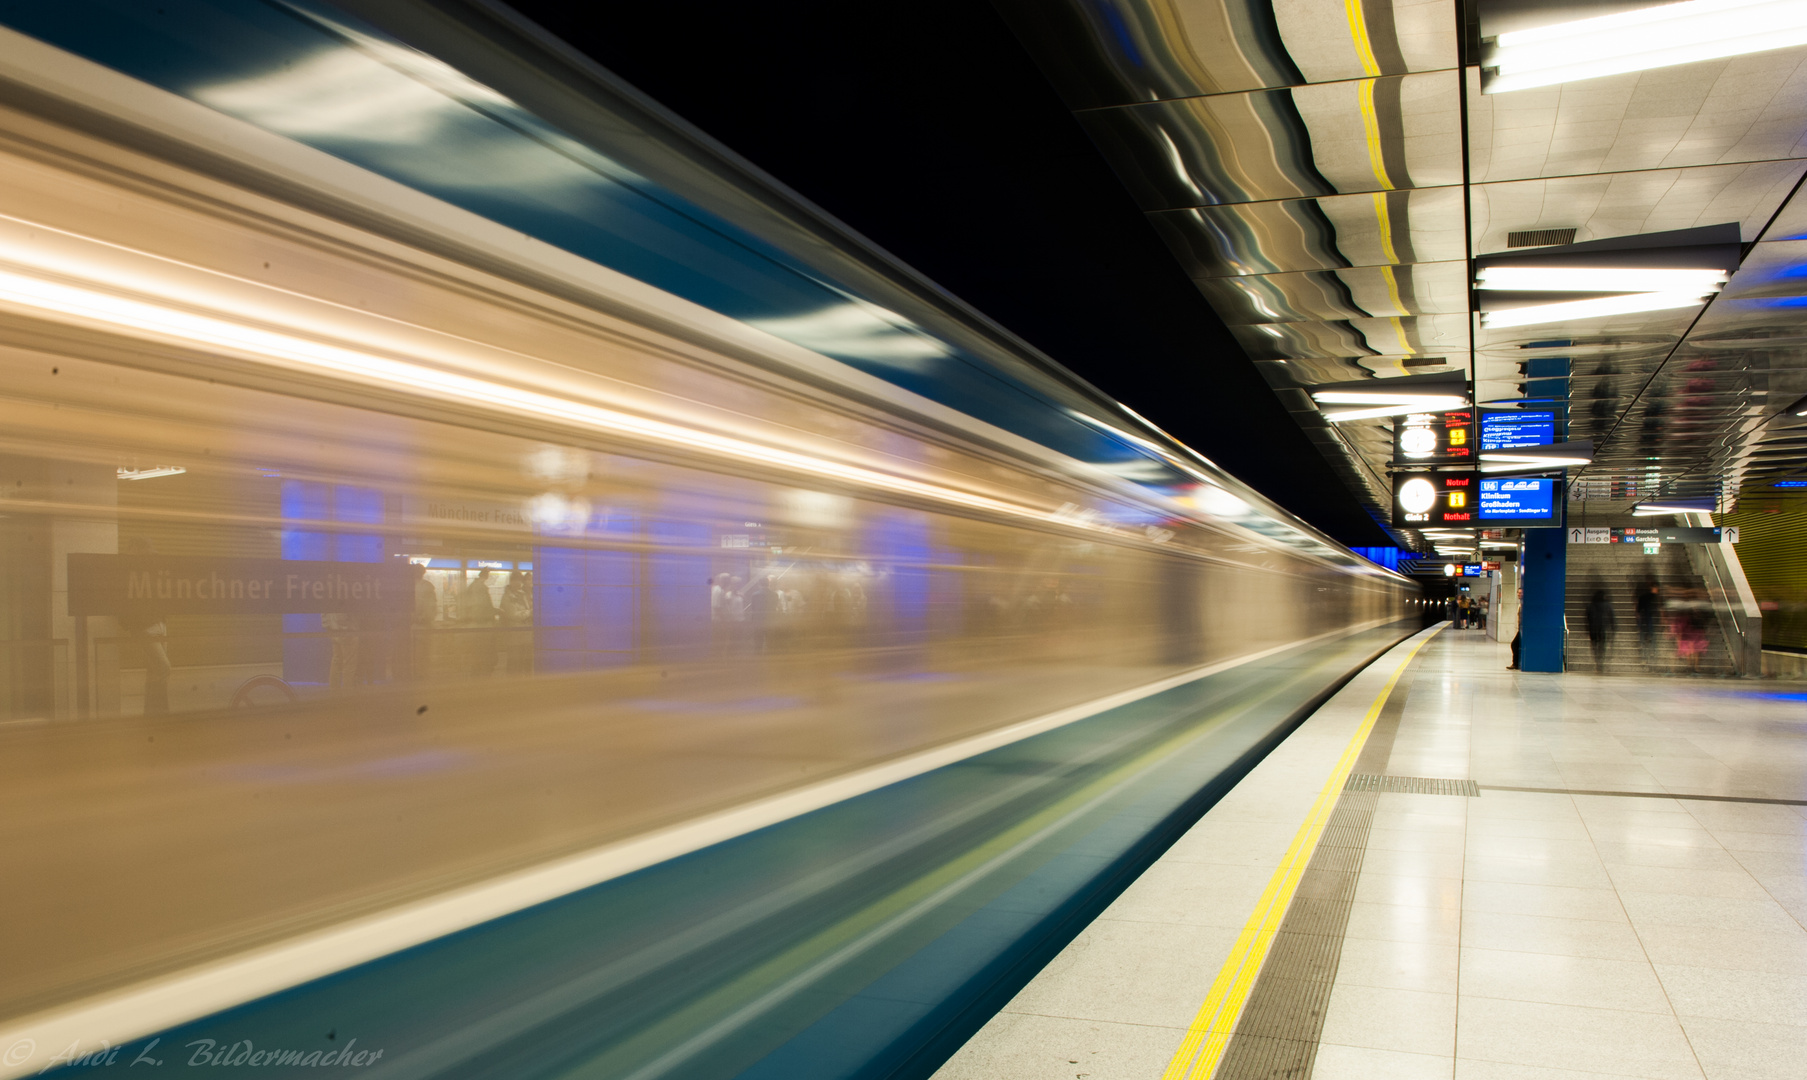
1345, 773, 1480, 797
1506, 227, 1578, 248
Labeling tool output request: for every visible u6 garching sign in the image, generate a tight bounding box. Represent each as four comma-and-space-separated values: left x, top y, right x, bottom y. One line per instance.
68, 555, 412, 616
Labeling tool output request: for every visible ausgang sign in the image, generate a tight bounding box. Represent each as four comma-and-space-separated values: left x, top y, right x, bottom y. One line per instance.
67, 555, 412, 616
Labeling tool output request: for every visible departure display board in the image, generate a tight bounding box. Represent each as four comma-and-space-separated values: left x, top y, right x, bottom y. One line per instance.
1392, 410, 1474, 464
1396, 473, 1563, 527
1478, 477, 1560, 523
1393, 472, 1480, 526
1479, 409, 1558, 451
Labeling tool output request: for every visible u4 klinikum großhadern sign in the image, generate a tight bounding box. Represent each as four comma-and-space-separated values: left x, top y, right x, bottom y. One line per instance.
66, 555, 413, 617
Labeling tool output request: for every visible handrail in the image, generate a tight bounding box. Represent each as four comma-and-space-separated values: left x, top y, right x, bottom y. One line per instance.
1685, 515, 1763, 677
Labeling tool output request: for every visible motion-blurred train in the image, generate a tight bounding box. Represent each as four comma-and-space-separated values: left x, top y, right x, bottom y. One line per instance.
0, 4, 1415, 1078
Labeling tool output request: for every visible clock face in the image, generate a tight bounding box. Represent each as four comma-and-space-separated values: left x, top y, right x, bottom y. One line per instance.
1399, 477, 1438, 515
1399, 427, 1438, 456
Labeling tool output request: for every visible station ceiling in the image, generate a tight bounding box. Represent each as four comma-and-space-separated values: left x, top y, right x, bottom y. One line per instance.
993, 0, 1807, 541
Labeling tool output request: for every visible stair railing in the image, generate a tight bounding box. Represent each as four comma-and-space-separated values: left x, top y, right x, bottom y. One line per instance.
1686, 514, 1763, 677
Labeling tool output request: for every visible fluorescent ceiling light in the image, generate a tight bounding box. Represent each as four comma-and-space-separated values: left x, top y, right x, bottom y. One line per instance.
1311, 390, 1469, 422
1475, 266, 1729, 292
1632, 499, 1717, 515
1479, 455, 1592, 472
1484, 0, 1807, 94
1312, 391, 1466, 405
1480, 292, 1709, 329
116, 466, 186, 481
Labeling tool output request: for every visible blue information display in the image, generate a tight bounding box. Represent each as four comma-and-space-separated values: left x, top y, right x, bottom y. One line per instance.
1479, 410, 1557, 451
1479, 477, 1558, 522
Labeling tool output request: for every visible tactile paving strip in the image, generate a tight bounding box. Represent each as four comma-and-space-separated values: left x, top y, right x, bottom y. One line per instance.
1211, 789, 1380, 1080
1344, 773, 1481, 797
1212, 665, 1475, 1078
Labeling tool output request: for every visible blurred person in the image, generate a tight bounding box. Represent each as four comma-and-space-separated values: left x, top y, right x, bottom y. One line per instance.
1584, 588, 1615, 673
1477, 595, 1489, 633
1508, 587, 1523, 671
460, 567, 499, 677
502, 570, 534, 674
323, 610, 359, 690
411, 562, 437, 680
1671, 588, 1709, 674
750, 571, 783, 652
123, 537, 171, 715
710, 573, 732, 622
1635, 578, 1661, 664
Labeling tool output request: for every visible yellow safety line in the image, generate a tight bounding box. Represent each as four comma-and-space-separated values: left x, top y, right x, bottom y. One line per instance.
1356, 79, 1392, 191
1160, 630, 1438, 1080
1345, 0, 1383, 76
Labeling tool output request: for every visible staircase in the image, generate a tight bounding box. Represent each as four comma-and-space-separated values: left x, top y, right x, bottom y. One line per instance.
1563, 543, 1738, 675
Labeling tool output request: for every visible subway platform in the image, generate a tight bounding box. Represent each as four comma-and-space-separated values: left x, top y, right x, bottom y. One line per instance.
935, 625, 1807, 1080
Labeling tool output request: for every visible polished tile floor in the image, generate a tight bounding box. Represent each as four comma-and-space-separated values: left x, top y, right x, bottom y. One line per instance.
936, 628, 1807, 1080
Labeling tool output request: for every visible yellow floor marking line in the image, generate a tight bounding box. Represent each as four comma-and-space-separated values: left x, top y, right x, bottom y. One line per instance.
1160, 627, 1440, 1080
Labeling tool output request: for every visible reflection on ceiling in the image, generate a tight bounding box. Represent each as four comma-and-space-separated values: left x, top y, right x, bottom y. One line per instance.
999, 0, 1807, 541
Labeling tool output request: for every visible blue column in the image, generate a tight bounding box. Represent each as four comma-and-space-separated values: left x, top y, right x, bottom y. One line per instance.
1520, 525, 1567, 672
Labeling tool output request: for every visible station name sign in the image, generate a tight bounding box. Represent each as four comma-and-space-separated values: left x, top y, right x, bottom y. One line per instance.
1567, 526, 1731, 545
68, 555, 412, 616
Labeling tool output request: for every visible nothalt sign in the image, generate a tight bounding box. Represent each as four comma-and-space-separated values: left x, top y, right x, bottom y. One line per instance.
67, 555, 412, 616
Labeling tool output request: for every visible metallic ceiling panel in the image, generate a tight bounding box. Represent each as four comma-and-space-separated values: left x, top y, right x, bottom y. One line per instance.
1195, 271, 1366, 322
1340, 260, 1470, 316
1289, 71, 1463, 193
996, 0, 1302, 108
1712, 239, 1807, 300
1151, 187, 1464, 277
1316, 186, 1466, 265
1079, 91, 1332, 209
1470, 160, 1807, 254
1467, 48, 1807, 184
1351, 312, 1470, 353
1195, 260, 1468, 322
1149, 199, 1347, 275
997, 0, 1454, 109
1081, 70, 1461, 211
1009, 1, 1807, 529
1257, 355, 1384, 385
1272, 0, 1457, 82
1230, 318, 1374, 360
1231, 312, 1466, 360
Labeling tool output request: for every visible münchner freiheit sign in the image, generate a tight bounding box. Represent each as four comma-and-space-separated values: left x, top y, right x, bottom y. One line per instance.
67, 555, 412, 616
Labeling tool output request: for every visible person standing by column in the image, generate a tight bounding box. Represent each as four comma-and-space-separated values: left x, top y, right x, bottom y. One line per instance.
123, 537, 171, 714
460, 567, 499, 677
1508, 587, 1524, 670
411, 562, 438, 681
1635, 578, 1661, 665
1585, 588, 1616, 672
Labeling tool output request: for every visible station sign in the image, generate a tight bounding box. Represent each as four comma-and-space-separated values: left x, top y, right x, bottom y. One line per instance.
1395, 473, 1562, 527
67, 555, 413, 616
1567, 526, 1725, 544
1392, 410, 1474, 465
